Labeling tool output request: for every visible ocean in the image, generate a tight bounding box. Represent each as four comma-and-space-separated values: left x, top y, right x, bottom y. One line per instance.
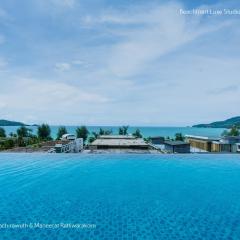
2, 126, 225, 139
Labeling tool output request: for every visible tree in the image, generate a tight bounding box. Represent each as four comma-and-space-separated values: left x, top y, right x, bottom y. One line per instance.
4, 139, 15, 149
26, 135, 39, 146
119, 126, 129, 135
123, 126, 129, 135
104, 129, 112, 135
37, 124, 52, 140
175, 133, 184, 141
119, 127, 123, 135
76, 126, 89, 144
221, 130, 229, 136
229, 126, 240, 136
17, 137, 26, 147
92, 131, 99, 139
9, 132, 14, 137
17, 126, 32, 138
143, 137, 150, 143
90, 128, 112, 143
222, 126, 240, 137
9, 132, 17, 138
99, 128, 112, 135
0, 127, 6, 138
99, 128, 105, 135
56, 126, 68, 140
88, 136, 96, 143
132, 129, 142, 138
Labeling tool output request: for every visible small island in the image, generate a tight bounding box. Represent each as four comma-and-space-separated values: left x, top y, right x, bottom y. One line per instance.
193, 116, 240, 128
0, 119, 27, 126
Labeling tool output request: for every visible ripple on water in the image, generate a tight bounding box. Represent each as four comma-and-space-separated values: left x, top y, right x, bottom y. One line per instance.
0, 154, 240, 239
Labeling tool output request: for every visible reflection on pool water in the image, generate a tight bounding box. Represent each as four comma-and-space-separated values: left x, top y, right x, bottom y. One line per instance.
0, 154, 240, 240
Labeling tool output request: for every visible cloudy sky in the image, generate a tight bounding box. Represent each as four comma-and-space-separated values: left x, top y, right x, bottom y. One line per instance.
0, 0, 239, 126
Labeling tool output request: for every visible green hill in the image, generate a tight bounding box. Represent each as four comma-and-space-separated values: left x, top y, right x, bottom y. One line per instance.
0, 119, 26, 126
193, 116, 240, 128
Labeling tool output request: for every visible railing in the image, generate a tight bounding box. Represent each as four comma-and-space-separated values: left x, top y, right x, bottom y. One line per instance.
48, 148, 56, 153
61, 142, 74, 153
148, 143, 164, 152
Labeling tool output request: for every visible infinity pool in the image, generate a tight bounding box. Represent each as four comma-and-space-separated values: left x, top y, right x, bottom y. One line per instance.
0, 154, 240, 240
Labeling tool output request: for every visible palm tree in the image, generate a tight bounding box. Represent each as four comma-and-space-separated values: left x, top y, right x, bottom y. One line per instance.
119, 126, 129, 135
0, 127, 6, 138
76, 126, 89, 144
56, 126, 68, 140
132, 129, 142, 138
37, 124, 52, 141
99, 128, 112, 135
175, 133, 184, 141
222, 126, 240, 137
17, 126, 32, 138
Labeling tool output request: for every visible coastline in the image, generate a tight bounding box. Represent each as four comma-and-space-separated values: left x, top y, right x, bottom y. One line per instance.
1, 126, 226, 139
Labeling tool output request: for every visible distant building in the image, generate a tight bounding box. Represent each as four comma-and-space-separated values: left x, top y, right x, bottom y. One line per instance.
219, 136, 240, 153
61, 134, 76, 141
53, 135, 83, 153
220, 136, 240, 144
89, 135, 150, 150
211, 141, 232, 153
97, 135, 135, 140
164, 141, 190, 153
186, 135, 240, 153
150, 136, 165, 145
185, 135, 219, 152
236, 143, 240, 153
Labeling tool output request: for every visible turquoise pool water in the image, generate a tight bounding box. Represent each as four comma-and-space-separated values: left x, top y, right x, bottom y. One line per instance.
0, 154, 240, 240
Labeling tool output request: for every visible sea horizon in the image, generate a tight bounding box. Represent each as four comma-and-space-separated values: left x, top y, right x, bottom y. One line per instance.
2, 125, 226, 139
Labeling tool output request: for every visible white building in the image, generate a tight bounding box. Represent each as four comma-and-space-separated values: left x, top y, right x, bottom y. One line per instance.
61, 134, 76, 141
235, 143, 240, 153
52, 134, 83, 153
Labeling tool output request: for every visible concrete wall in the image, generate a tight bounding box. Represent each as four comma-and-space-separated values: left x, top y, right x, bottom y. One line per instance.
187, 139, 211, 152
164, 144, 190, 153
151, 137, 165, 144
211, 143, 231, 152
74, 138, 83, 152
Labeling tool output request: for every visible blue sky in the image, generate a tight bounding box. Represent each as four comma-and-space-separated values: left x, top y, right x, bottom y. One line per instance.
0, 0, 240, 126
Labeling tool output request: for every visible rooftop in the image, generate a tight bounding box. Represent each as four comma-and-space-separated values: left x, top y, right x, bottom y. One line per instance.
90, 137, 148, 147
61, 134, 75, 138
164, 141, 190, 146
185, 135, 220, 141
98, 135, 136, 139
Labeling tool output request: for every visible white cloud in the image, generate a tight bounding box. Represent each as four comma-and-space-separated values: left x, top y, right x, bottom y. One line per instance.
0, 35, 5, 44
0, 78, 110, 123
55, 62, 71, 71
0, 76, 111, 124
39, 0, 76, 9
19, 78, 107, 103
80, 2, 232, 79
0, 101, 6, 109
51, 0, 75, 8
99, 3, 231, 78
208, 85, 239, 95
0, 8, 8, 19
72, 60, 85, 66
0, 58, 8, 69
54, 60, 91, 72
